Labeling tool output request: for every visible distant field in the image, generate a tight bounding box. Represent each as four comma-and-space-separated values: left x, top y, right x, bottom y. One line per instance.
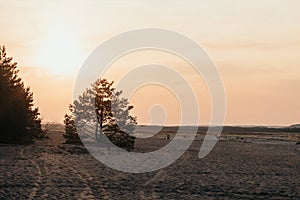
135, 125, 300, 143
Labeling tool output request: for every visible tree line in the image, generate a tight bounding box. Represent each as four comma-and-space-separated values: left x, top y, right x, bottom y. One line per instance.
0, 46, 42, 144
0, 46, 136, 149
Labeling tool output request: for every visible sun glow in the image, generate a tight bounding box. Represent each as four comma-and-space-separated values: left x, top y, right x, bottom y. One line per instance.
36, 20, 84, 75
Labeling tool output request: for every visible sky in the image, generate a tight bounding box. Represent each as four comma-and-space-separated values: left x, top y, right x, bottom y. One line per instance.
0, 0, 299, 126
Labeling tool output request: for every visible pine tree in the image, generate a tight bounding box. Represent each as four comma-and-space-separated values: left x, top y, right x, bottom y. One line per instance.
0, 46, 42, 144
64, 78, 136, 149
63, 106, 81, 144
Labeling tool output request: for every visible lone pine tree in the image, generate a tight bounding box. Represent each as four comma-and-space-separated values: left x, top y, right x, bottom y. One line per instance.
64, 78, 136, 149
63, 105, 81, 144
0, 46, 42, 144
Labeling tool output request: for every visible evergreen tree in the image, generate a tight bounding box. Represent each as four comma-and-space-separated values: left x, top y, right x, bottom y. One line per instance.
64, 78, 136, 150
0, 46, 42, 144
63, 106, 81, 144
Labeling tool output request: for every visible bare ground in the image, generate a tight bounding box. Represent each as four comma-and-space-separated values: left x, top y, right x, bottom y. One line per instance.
0, 130, 299, 200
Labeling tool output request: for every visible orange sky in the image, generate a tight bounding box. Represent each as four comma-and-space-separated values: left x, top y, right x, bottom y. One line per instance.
1, 0, 300, 126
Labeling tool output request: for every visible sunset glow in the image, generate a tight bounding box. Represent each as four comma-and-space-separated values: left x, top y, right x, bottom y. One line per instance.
1, 0, 299, 126
36, 24, 84, 75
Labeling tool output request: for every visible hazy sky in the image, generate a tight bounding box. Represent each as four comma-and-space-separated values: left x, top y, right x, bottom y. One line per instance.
1, 0, 299, 126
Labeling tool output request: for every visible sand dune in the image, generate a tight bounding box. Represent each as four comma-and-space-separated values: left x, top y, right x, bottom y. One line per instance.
0, 128, 299, 199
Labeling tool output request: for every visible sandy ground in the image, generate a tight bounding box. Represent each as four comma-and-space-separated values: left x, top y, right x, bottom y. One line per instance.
0, 129, 299, 200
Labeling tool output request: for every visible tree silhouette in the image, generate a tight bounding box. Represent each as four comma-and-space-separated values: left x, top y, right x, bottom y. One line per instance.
63, 105, 81, 144
64, 78, 136, 149
0, 46, 42, 144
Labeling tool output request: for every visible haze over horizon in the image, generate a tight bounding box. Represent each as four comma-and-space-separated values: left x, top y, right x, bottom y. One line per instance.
1, 0, 299, 126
